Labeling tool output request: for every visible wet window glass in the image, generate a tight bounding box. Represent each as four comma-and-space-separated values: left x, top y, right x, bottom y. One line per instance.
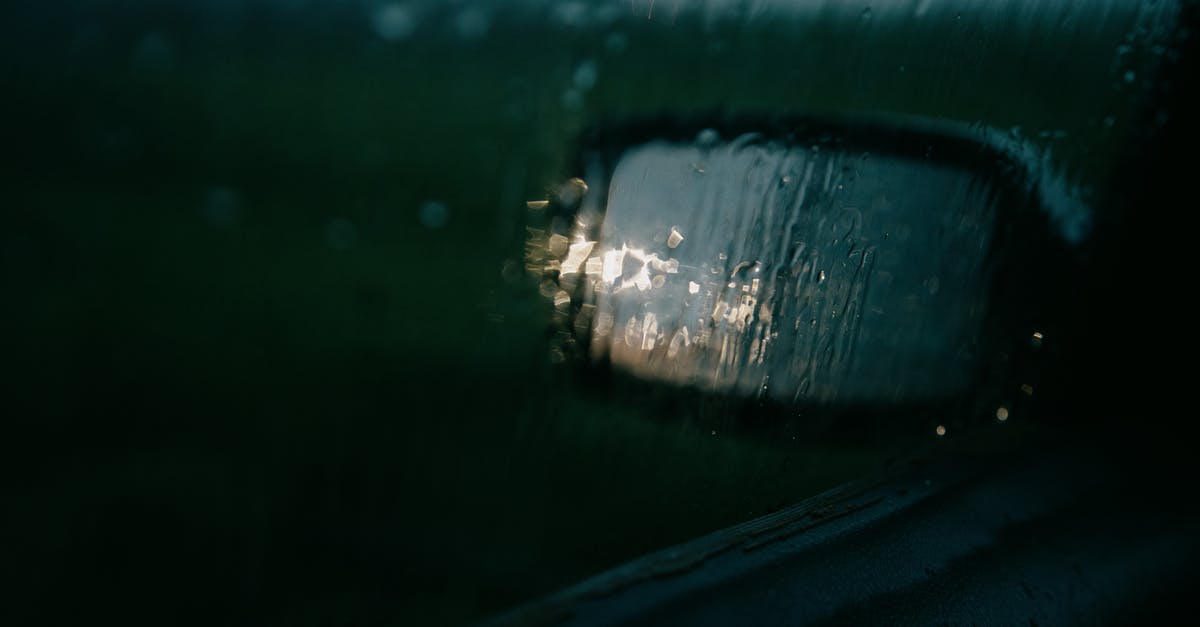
5, 1, 1196, 625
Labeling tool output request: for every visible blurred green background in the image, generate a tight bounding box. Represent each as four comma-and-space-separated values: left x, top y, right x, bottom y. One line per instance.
1, 1, 1170, 624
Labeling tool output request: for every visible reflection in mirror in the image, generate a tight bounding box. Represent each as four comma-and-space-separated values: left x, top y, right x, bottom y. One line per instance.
533, 120, 1079, 426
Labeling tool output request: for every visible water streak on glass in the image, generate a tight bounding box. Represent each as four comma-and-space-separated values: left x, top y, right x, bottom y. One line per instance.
553, 133, 1002, 404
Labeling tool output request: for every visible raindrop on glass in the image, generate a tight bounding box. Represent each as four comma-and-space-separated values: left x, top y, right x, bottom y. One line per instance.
326, 218, 359, 250
419, 201, 449, 229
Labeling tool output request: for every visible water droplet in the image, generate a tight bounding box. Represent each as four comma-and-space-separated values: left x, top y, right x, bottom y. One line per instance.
130, 31, 175, 76
996, 407, 1009, 421
1021, 384, 1034, 396
501, 259, 522, 284
641, 312, 659, 349
453, 8, 490, 40
373, 4, 416, 42
573, 60, 598, 91
419, 200, 449, 229
552, 1, 591, 27
325, 218, 358, 250
667, 227, 685, 249
696, 128, 720, 148
935, 425, 946, 436
560, 245, 593, 277
548, 233, 569, 257
561, 88, 584, 111
601, 248, 626, 285
605, 32, 628, 54
557, 178, 589, 206
203, 186, 241, 227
